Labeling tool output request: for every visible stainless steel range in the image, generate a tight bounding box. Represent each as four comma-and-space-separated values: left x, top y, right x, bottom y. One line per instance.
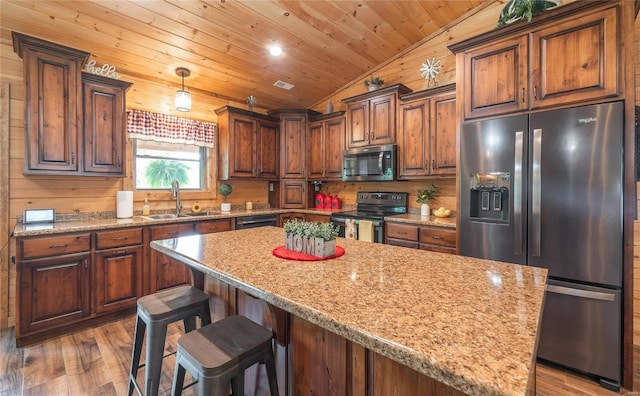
330, 192, 408, 243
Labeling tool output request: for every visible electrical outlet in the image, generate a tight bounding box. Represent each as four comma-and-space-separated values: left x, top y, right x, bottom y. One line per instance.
269, 182, 274, 192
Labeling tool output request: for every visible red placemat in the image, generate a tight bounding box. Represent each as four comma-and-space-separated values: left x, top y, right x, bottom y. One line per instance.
272, 245, 345, 261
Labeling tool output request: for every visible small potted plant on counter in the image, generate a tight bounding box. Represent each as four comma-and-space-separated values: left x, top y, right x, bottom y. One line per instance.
364, 74, 384, 91
417, 184, 439, 216
284, 219, 339, 258
219, 182, 233, 212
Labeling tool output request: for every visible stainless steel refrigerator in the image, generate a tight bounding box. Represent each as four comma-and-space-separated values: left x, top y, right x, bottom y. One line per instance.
459, 101, 623, 390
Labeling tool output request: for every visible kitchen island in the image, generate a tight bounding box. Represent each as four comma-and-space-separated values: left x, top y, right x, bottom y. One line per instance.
151, 226, 547, 396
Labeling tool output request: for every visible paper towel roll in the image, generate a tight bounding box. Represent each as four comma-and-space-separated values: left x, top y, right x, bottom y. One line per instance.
117, 191, 134, 218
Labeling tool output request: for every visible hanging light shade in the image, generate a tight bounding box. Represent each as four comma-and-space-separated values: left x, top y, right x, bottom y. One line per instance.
175, 67, 191, 112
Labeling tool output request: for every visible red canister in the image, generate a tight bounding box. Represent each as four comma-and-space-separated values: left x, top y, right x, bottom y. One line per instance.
331, 195, 341, 209
315, 191, 325, 209
323, 193, 332, 209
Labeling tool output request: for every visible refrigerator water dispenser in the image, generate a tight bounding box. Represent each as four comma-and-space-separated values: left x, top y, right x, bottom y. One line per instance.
469, 172, 509, 223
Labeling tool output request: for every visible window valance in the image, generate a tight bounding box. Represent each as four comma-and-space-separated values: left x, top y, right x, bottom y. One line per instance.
127, 109, 216, 148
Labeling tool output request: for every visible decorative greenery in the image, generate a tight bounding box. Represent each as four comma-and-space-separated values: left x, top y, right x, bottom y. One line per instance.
218, 182, 233, 201
284, 219, 339, 241
416, 184, 439, 204
496, 0, 558, 28
364, 74, 385, 88
145, 159, 189, 188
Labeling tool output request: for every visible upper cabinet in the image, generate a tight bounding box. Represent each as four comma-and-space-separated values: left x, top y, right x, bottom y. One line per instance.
343, 84, 412, 149
12, 32, 131, 176
398, 85, 457, 179
82, 73, 131, 175
216, 106, 280, 180
449, 1, 620, 120
268, 109, 320, 180
307, 112, 346, 181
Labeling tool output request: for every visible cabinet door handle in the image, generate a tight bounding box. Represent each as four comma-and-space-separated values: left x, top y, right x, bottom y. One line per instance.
365, 132, 369, 142
167, 231, 179, 236
117, 156, 122, 167
431, 235, 443, 240
84, 259, 88, 269
113, 250, 127, 255
371, 131, 375, 141
521, 88, 525, 103
397, 231, 407, 235
71, 152, 75, 165
533, 86, 537, 100
111, 236, 128, 241
49, 244, 69, 249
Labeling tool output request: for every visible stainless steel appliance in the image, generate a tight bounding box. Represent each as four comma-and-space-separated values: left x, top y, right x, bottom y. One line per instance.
330, 192, 408, 243
342, 144, 397, 182
235, 214, 278, 229
458, 102, 623, 390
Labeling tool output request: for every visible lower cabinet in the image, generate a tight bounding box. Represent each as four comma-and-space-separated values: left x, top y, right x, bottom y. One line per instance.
305, 213, 331, 223
149, 223, 195, 293
16, 232, 92, 343
385, 222, 456, 253
18, 252, 91, 337
279, 212, 306, 226
94, 228, 144, 314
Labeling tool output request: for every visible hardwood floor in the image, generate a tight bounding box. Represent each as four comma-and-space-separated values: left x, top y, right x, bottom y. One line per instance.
0, 316, 638, 396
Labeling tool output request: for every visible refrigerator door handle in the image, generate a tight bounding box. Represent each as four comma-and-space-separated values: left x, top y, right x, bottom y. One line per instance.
513, 131, 524, 256
546, 284, 616, 302
531, 128, 542, 257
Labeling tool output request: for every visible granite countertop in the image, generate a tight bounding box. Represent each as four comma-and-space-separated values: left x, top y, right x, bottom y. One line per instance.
386, 213, 457, 228
152, 227, 547, 396
11, 208, 346, 237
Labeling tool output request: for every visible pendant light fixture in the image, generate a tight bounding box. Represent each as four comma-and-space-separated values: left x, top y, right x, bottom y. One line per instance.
174, 67, 191, 112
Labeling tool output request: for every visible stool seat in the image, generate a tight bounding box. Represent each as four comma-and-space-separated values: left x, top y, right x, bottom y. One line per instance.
128, 285, 211, 396
137, 285, 210, 321
172, 315, 279, 396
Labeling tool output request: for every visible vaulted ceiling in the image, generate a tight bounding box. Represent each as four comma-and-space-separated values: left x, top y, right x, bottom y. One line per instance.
2, 0, 486, 109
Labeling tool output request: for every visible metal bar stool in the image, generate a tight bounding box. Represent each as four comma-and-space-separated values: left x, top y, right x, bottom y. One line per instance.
128, 285, 212, 396
171, 315, 279, 396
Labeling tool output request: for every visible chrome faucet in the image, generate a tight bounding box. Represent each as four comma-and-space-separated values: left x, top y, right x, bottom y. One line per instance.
171, 179, 182, 216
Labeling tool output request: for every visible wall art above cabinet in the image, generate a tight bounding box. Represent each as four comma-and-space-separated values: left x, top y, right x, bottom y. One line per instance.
12, 32, 131, 177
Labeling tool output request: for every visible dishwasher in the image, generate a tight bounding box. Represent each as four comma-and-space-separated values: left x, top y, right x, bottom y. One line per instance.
235, 214, 278, 229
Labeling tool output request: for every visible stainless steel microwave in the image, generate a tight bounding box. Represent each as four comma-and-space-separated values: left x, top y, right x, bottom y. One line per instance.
342, 144, 396, 182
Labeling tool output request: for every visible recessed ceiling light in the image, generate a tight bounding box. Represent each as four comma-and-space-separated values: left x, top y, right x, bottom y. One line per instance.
268, 45, 283, 57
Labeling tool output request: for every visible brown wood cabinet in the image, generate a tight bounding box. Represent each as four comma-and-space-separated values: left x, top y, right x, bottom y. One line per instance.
270, 109, 319, 179
82, 73, 131, 175
385, 222, 456, 253
305, 213, 331, 223
307, 112, 346, 180
398, 85, 457, 178
450, 1, 620, 120
149, 223, 195, 293
17, 233, 92, 339
280, 180, 307, 209
194, 218, 232, 234
343, 84, 411, 149
216, 106, 280, 180
12, 33, 130, 176
94, 228, 143, 314
12, 32, 88, 174
278, 212, 306, 226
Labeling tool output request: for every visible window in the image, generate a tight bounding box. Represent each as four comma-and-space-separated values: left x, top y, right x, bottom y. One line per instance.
134, 140, 205, 190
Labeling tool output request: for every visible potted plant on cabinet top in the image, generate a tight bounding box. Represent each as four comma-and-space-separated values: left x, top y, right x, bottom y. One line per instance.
417, 184, 439, 216
284, 219, 339, 258
219, 182, 233, 212
364, 74, 384, 92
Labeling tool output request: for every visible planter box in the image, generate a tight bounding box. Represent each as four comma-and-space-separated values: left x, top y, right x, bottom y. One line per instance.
285, 232, 336, 258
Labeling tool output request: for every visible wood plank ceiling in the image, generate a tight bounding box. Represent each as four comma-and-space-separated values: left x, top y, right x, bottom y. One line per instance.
1, 0, 485, 110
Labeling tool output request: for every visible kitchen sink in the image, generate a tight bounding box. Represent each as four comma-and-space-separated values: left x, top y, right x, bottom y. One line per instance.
142, 212, 214, 220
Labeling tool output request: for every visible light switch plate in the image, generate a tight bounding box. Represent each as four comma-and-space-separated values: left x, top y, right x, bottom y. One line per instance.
23, 208, 55, 224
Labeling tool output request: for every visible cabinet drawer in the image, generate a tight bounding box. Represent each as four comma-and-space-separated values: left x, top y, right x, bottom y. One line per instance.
150, 223, 195, 241
20, 233, 91, 259
419, 227, 456, 248
386, 223, 418, 241
96, 228, 143, 250
386, 238, 419, 249
195, 219, 232, 234
419, 244, 456, 254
